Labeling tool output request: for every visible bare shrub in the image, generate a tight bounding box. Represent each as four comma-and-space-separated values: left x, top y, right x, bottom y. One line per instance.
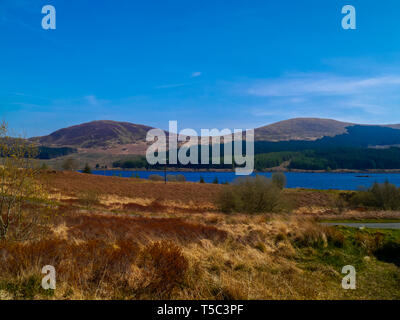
350, 181, 400, 210
215, 175, 282, 213
215, 187, 240, 213
272, 172, 287, 189
333, 193, 348, 214
175, 174, 186, 182
78, 190, 100, 209
166, 174, 176, 182
0, 122, 52, 241
148, 174, 164, 182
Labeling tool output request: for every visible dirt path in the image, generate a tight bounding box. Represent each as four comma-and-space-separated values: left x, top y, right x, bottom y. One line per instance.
323, 222, 400, 229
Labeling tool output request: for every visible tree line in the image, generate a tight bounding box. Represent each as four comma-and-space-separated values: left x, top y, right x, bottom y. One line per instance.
112, 146, 400, 171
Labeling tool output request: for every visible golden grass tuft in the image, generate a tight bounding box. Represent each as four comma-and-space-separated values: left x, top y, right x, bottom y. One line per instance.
0, 171, 394, 300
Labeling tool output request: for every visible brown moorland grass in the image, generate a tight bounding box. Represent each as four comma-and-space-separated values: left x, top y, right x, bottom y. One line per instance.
1, 171, 395, 300
38, 171, 224, 207
120, 200, 210, 214
40, 171, 344, 214
60, 212, 228, 244
1, 208, 399, 300
284, 189, 335, 209
0, 239, 188, 299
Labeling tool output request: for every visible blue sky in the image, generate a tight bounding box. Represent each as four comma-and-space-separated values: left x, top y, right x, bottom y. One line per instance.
1, 0, 400, 136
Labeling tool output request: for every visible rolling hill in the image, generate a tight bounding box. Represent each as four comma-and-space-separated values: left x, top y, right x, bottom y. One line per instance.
254, 118, 352, 141
29, 118, 400, 170
30, 120, 158, 149
30, 118, 400, 154
32, 118, 356, 149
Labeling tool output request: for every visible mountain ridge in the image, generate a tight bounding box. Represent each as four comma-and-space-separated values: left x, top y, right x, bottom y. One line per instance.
30, 118, 400, 152
254, 118, 353, 141
30, 120, 157, 149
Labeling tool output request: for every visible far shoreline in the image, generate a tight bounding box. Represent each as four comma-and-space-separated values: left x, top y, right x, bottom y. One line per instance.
96, 167, 400, 174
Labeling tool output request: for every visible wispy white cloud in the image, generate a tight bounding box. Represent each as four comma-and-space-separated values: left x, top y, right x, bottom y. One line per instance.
84, 95, 109, 107
156, 83, 187, 89
246, 73, 400, 97
155, 72, 202, 90
191, 72, 202, 78
239, 71, 400, 124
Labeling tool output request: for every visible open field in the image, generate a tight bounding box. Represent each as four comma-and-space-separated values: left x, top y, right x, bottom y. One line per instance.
0, 171, 399, 300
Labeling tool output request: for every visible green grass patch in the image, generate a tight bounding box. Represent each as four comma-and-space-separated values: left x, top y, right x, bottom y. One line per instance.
0, 275, 55, 299
294, 226, 400, 299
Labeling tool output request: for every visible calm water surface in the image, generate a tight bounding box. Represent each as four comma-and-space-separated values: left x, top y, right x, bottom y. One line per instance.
89, 170, 400, 191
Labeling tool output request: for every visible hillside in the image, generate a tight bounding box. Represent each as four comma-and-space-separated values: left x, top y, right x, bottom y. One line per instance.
254, 118, 352, 141
30, 118, 400, 160
32, 118, 355, 149
30, 120, 157, 149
